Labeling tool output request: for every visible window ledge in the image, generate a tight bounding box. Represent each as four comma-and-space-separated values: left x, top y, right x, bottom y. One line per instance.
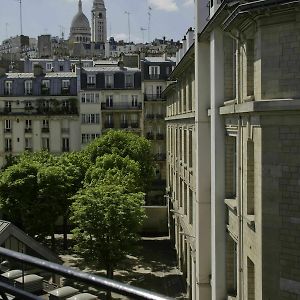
224, 198, 237, 211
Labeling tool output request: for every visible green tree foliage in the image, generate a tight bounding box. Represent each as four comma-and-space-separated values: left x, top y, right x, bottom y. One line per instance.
85, 130, 155, 190
84, 154, 143, 192
71, 185, 146, 279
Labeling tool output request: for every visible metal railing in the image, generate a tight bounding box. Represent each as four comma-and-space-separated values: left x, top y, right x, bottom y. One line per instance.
0, 247, 173, 300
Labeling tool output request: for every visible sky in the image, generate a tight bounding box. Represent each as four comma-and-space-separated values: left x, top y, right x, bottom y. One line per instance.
0, 0, 194, 44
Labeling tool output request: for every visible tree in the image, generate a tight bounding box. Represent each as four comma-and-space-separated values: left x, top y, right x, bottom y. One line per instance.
85, 130, 155, 190
71, 185, 146, 281
84, 154, 143, 192
0, 161, 62, 242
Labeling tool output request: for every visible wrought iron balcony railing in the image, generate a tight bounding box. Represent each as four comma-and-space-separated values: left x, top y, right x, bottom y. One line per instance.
0, 247, 172, 300
144, 94, 166, 101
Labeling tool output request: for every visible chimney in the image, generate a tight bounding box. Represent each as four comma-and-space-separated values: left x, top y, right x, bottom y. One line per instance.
33, 64, 44, 77
186, 27, 194, 50
182, 36, 187, 54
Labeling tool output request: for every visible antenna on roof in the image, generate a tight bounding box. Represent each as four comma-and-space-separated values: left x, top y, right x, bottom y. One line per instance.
140, 27, 147, 44
124, 11, 131, 43
15, 0, 23, 36
147, 6, 152, 43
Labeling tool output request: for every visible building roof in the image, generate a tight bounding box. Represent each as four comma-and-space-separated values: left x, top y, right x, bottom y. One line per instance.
5, 72, 77, 79
0, 220, 61, 264
83, 66, 140, 72
144, 56, 176, 63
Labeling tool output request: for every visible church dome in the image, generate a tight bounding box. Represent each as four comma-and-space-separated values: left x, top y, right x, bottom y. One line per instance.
70, 0, 91, 42
71, 11, 90, 30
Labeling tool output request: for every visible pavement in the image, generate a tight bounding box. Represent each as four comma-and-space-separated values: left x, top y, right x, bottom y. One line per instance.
59, 236, 187, 299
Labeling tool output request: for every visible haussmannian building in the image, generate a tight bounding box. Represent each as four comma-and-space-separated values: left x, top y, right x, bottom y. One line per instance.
141, 56, 176, 205
166, 0, 300, 299
0, 66, 80, 166
164, 29, 195, 299
79, 63, 143, 148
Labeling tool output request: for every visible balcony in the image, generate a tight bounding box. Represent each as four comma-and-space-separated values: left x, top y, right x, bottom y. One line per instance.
24, 147, 33, 152
144, 94, 166, 101
155, 153, 167, 161
156, 114, 165, 119
25, 128, 32, 133
0, 247, 172, 300
41, 127, 49, 133
120, 122, 128, 128
145, 114, 155, 120
41, 87, 50, 96
62, 147, 70, 152
86, 83, 96, 89
101, 103, 142, 111
4, 90, 12, 96
130, 122, 139, 128
104, 122, 114, 129
156, 133, 165, 140
146, 132, 154, 140
61, 87, 70, 96
4, 128, 11, 133
4, 148, 12, 152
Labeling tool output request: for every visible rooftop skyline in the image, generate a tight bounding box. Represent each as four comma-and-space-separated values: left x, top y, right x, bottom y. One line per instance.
0, 0, 195, 43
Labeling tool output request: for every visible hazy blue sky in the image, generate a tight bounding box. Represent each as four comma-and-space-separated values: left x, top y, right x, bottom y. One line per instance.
0, 0, 194, 43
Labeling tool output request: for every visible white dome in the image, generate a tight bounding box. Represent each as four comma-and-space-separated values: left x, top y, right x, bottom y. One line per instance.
70, 0, 91, 41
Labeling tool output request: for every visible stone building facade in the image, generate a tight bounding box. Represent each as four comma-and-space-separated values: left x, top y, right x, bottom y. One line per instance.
141, 56, 176, 205
166, 0, 300, 299
0, 67, 80, 166
164, 41, 195, 298
79, 64, 143, 148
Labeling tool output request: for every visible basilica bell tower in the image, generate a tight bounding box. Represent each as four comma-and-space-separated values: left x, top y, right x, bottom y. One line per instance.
91, 0, 107, 43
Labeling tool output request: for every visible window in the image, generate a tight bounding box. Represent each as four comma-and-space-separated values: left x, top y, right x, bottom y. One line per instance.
25, 101, 32, 108
82, 133, 100, 144
4, 81, 12, 95
62, 138, 70, 152
42, 80, 50, 88
132, 95, 138, 107
25, 120, 32, 130
87, 75, 96, 85
5, 138, 12, 152
4, 120, 11, 132
106, 95, 113, 107
24, 80, 33, 95
81, 114, 100, 124
42, 119, 49, 128
4, 101, 12, 112
59, 65, 64, 71
156, 86, 162, 96
225, 136, 237, 198
125, 74, 134, 88
46, 63, 53, 71
62, 80, 70, 89
149, 66, 160, 79
42, 138, 50, 150
25, 138, 32, 150
105, 74, 113, 88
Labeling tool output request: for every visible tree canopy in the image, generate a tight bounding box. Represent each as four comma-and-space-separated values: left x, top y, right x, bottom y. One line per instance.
71, 184, 145, 278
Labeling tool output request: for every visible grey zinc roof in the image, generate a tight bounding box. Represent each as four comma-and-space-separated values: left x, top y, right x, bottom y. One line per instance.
145, 56, 176, 63
5, 72, 77, 79
0, 220, 61, 264
83, 66, 140, 72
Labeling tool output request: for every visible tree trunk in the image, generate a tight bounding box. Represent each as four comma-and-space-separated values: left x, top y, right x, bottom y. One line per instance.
106, 265, 114, 300
63, 214, 68, 250
51, 233, 56, 251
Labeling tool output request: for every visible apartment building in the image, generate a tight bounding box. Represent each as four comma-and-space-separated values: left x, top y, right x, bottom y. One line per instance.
141, 56, 176, 205
0, 66, 80, 166
79, 63, 143, 148
165, 0, 300, 299
164, 36, 195, 298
